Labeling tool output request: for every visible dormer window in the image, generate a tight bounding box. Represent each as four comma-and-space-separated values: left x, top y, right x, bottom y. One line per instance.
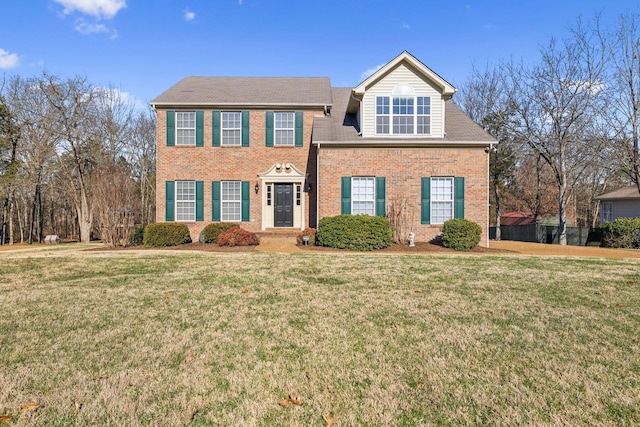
376, 95, 431, 135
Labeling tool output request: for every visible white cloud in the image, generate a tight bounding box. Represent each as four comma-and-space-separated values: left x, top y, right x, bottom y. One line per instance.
238, 0, 243, 5
74, 18, 119, 38
54, 0, 126, 19
184, 10, 195, 21
359, 64, 384, 82
0, 48, 19, 69
402, 23, 411, 30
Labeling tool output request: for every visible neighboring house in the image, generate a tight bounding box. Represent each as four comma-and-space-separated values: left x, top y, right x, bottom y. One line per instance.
595, 186, 640, 223
150, 51, 496, 246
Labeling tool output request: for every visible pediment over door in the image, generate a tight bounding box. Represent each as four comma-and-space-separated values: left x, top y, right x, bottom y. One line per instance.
258, 163, 306, 182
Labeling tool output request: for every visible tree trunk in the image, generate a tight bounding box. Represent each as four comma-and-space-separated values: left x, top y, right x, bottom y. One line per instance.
493, 181, 502, 241
77, 190, 93, 243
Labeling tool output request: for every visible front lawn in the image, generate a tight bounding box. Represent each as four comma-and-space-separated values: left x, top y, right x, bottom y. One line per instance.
1, 248, 638, 425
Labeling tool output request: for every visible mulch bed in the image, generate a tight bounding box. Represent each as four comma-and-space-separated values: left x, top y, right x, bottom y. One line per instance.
94, 241, 510, 254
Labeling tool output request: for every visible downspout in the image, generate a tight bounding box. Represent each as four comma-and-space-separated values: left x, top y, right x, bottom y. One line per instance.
316, 142, 320, 227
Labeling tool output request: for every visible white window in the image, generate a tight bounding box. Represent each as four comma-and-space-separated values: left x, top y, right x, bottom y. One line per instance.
176, 181, 195, 221
417, 96, 431, 134
376, 97, 390, 134
222, 112, 241, 146
275, 112, 295, 146
176, 112, 196, 146
352, 177, 375, 216
221, 181, 241, 222
431, 177, 453, 224
602, 202, 613, 222
375, 95, 431, 136
393, 97, 414, 134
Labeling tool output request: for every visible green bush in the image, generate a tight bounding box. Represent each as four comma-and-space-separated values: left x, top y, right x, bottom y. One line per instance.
601, 217, 640, 249
217, 227, 260, 247
297, 227, 316, 245
130, 226, 145, 246
143, 223, 192, 247
441, 218, 482, 251
315, 215, 393, 251
201, 222, 238, 244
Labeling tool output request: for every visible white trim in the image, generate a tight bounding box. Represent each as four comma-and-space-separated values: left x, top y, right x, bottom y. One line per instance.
258, 163, 306, 230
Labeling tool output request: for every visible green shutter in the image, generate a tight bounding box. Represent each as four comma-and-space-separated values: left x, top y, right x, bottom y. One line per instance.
196, 181, 204, 221
166, 110, 175, 146
266, 111, 274, 147
212, 110, 221, 146
295, 111, 303, 147
341, 177, 351, 215
196, 110, 204, 147
242, 111, 250, 147
376, 177, 386, 217
212, 181, 221, 221
165, 181, 175, 221
241, 181, 250, 222
421, 177, 431, 224
454, 177, 465, 219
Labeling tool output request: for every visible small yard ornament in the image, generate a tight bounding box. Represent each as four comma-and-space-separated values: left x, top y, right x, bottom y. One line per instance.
408, 232, 415, 247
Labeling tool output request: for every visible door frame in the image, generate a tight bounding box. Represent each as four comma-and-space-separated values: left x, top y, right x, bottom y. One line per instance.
258, 163, 306, 230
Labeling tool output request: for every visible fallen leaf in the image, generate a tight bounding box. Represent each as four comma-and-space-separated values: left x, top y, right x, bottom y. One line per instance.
18, 402, 40, 413
241, 288, 249, 294
607, 289, 613, 295
415, 289, 423, 293
185, 354, 195, 362
288, 394, 303, 406
189, 409, 199, 422
627, 280, 635, 285
94, 374, 108, 380
323, 412, 337, 426
305, 371, 311, 380
278, 399, 291, 407
0, 414, 12, 423
74, 401, 82, 413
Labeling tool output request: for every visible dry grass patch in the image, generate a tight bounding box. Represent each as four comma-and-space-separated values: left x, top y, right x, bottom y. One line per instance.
0, 248, 639, 426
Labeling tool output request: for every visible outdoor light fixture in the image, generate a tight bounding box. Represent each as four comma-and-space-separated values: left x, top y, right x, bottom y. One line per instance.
254, 183, 260, 194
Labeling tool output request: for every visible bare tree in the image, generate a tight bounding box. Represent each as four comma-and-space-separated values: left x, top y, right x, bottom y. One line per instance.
39, 73, 101, 243
456, 65, 516, 240
604, 12, 640, 191
92, 161, 137, 247
501, 21, 606, 244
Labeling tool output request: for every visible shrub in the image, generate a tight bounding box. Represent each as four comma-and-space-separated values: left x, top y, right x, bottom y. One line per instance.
217, 227, 260, 247
143, 223, 192, 247
315, 214, 393, 251
130, 226, 145, 246
601, 217, 640, 249
297, 227, 316, 245
441, 218, 482, 251
201, 222, 238, 244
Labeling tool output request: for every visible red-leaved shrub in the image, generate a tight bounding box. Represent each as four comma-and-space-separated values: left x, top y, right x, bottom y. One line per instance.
217, 226, 260, 247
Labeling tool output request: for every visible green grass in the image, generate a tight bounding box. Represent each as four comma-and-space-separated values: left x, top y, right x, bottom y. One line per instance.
0, 246, 639, 426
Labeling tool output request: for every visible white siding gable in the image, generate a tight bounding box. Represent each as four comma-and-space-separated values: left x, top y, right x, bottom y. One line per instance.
360, 63, 445, 138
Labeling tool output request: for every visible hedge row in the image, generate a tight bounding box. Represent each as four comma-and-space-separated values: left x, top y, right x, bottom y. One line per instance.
315, 215, 393, 251
601, 217, 640, 249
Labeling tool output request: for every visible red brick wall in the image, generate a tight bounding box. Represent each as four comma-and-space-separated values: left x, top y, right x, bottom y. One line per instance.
156, 109, 321, 241
316, 146, 490, 247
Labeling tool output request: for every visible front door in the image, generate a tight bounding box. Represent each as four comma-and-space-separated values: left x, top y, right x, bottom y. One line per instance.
274, 183, 293, 227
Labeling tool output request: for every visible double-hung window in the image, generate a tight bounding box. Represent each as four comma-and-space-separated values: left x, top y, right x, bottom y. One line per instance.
376, 97, 390, 134
176, 112, 196, 145
431, 177, 454, 224
222, 112, 241, 146
375, 95, 431, 135
602, 202, 613, 222
221, 181, 242, 222
275, 112, 295, 146
176, 181, 195, 221
352, 177, 375, 216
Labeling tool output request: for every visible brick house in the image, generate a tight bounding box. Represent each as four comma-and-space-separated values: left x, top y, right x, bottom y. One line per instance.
150, 51, 496, 246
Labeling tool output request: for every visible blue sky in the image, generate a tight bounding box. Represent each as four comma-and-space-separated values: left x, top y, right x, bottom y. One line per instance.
1, 0, 638, 107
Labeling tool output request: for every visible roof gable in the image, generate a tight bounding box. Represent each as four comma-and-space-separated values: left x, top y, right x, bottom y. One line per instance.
353, 51, 456, 97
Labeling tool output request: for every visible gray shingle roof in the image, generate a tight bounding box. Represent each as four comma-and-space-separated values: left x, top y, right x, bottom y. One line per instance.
151, 77, 333, 107
312, 88, 496, 144
596, 186, 640, 200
